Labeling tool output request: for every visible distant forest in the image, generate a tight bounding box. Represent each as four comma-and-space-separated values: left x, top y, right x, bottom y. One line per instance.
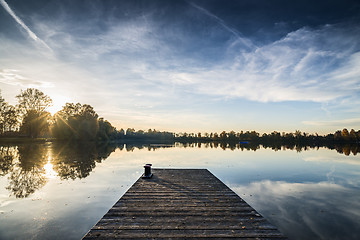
1, 88, 360, 146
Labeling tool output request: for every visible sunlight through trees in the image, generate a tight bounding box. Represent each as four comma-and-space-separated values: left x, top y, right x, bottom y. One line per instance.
0, 88, 359, 145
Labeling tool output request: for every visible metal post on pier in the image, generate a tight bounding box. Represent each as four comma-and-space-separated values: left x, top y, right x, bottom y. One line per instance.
142, 164, 153, 178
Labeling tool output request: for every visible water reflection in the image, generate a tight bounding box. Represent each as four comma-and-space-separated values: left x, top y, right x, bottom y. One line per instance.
51, 141, 116, 180
0, 142, 114, 198
177, 141, 359, 155
231, 180, 360, 240
0, 144, 46, 198
43, 159, 57, 179
0, 141, 358, 198
0, 142, 176, 198
0, 141, 359, 240
0, 145, 16, 176
121, 142, 174, 152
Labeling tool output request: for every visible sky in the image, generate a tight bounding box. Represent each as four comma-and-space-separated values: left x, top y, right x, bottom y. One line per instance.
0, 0, 360, 134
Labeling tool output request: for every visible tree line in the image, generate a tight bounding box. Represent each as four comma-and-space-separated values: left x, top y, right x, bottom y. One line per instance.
0, 88, 174, 141
175, 129, 360, 145
1, 88, 359, 144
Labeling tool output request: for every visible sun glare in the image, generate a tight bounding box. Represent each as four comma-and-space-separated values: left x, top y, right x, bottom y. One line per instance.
47, 95, 70, 115
43, 158, 57, 179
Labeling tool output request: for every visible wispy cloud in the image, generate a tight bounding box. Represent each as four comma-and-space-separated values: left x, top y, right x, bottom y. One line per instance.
0, 0, 52, 51
1, 1, 359, 132
302, 118, 360, 127
0, 69, 53, 88
25, 12, 360, 131
188, 1, 254, 50
43, 13, 359, 105
168, 25, 360, 103
304, 156, 360, 166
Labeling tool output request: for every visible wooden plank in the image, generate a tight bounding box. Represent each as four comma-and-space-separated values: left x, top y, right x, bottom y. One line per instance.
83, 169, 287, 239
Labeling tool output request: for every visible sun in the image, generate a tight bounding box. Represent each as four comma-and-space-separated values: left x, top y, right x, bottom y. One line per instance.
47, 94, 70, 115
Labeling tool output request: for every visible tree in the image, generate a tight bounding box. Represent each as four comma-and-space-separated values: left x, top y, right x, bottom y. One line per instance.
97, 118, 116, 140
228, 131, 237, 141
16, 88, 52, 114
52, 103, 99, 140
3, 105, 19, 132
19, 110, 50, 138
0, 91, 6, 134
219, 131, 227, 140
126, 128, 136, 138
334, 130, 342, 140
341, 128, 349, 141
117, 128, 125, 139
294, 130, 302, 138
349, 129, 357, 141
0, 91, 19, 134
16, 89, 52, 138
0, 90, 4, 110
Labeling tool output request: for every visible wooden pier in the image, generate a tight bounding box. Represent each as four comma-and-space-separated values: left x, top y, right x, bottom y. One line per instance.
83, 169, 286, 239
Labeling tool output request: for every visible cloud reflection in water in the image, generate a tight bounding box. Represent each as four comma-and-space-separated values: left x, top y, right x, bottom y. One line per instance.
231, 180, 360, 240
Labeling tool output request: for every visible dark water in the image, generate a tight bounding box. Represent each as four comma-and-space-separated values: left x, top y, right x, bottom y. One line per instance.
0, 142, 359, 240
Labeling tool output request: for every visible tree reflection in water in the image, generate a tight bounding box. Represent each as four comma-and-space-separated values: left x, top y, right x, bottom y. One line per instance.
0, 145, 17, 176
179, 141, 359, 156
52, 141, 116, 180
6, 144, 47, 198
0, 142, 117, 198
0, 141, 358, 198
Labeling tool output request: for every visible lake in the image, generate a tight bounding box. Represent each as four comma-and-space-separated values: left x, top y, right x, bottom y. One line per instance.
0, 141, 359, 240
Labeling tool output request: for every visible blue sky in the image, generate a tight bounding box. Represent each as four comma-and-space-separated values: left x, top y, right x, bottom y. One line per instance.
0, 0, 360, 134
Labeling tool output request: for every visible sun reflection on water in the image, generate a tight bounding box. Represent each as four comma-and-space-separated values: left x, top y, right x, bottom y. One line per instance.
43, 156, 57, 179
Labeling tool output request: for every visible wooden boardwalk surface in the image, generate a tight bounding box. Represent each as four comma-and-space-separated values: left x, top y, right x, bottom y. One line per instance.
83, 169, 286, 239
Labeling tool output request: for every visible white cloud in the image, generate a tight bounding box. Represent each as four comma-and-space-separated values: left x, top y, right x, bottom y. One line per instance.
0, 69, 53, 88
329, 52, 360, 88
28, 7, 359, 106
302, 118, 360, 126
1, 5, 359, 132
167, 25, 360, 103
304, 155, 360, 166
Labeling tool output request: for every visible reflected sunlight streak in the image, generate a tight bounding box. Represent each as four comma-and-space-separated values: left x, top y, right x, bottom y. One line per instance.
43, 157, 57, 179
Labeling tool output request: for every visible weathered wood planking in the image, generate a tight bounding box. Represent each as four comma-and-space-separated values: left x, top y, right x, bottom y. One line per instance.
83, 169, 287, 239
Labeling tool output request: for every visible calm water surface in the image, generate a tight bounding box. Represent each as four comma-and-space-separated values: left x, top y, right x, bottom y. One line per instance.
0, 142, 359, 240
